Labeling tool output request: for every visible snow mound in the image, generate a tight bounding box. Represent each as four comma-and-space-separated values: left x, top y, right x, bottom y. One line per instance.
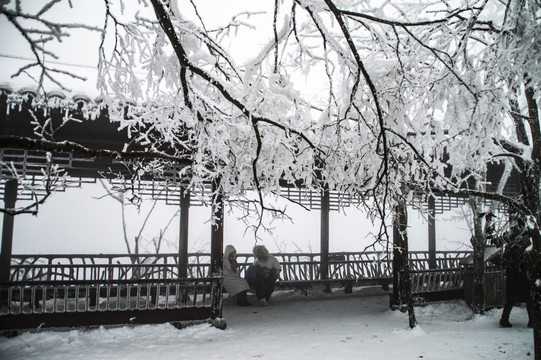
414, 300, 474, 322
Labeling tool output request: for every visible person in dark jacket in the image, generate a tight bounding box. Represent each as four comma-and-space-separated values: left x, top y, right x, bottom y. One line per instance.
499, 218, 533, 328
245, 245, 281, 306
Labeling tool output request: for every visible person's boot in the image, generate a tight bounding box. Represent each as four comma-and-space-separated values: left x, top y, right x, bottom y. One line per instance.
500, 304, 512, 328
236, 291, 252, 307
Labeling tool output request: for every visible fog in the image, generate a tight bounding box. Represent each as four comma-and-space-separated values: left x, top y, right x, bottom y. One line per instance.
3, 183, 472, 255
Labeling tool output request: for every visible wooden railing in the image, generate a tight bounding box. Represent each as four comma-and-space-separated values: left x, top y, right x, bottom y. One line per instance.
0, 277, 222, 331
9, 251, 472, 283
409, 268, 464, 294
1, 278, 218, 314
9, 254, 184, 281
2, 251, 473, 331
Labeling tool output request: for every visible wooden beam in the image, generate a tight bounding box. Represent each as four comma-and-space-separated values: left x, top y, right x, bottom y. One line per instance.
0, 308, 212, 331
0, 179, 17, 282
178, 188, 190, 279
428, 195, 437, 269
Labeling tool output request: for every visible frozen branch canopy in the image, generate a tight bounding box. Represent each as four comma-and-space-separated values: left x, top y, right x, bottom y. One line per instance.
1, 0, 540, 225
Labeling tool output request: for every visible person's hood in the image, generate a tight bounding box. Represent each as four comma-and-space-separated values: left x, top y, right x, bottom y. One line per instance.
224, 245, 237, 258
253, 245, 270, 257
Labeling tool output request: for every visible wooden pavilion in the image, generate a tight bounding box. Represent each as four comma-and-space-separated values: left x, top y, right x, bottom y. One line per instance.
0, 85, 520, 332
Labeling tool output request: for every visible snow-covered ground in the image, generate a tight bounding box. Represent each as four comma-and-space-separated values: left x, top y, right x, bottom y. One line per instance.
0, 287, 534, 360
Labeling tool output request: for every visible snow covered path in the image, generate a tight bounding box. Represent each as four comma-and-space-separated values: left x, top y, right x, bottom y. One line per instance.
0, 288, 534, 359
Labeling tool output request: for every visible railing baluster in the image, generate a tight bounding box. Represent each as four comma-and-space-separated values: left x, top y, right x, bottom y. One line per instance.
74, 284, 80, 312
116, 282, 121, 311
165, 283, 170, 309
106, 283, 111, 311
178, 282, 184, 307
192, 281, 198, 307
136, 283, 141, 310
126, 283, 131, 311
201, 280, 207, 305
7, 286, 12, 315
17, 286, 24, 314
30, 285, 36, 312
63, 284, 68, 313
85, 284, 90, 312
51, 285, 57, 313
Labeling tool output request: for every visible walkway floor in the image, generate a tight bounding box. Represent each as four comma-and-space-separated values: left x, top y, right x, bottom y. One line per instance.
0, 286, 533, 360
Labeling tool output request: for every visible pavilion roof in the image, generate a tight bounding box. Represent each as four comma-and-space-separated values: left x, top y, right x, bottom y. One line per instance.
0, 85, 521, 213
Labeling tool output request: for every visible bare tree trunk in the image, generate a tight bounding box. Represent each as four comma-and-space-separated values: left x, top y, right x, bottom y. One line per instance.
518, 85, 541, 360
521, 167, 541, 360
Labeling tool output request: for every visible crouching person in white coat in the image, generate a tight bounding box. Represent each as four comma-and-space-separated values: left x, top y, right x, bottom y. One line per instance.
223, 245, 252, 306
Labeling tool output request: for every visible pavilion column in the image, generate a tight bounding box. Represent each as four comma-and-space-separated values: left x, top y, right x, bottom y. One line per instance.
391, 199, 409, 307
178, 187, 190, 279
428, 195, 437, 269
320, 188, 330, 291
392, 199, 416, 326
0, 179, 18, 283
209, 179, 224, 320
210, 180, 224, 277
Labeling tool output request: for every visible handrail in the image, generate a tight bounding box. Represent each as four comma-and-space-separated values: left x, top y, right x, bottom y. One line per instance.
10, 251, 471, 261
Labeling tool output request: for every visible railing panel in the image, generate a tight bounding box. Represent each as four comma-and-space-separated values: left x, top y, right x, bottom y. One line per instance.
407, 268, 464, 294
10, 251, 471, 285
0, 277, 221, 320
